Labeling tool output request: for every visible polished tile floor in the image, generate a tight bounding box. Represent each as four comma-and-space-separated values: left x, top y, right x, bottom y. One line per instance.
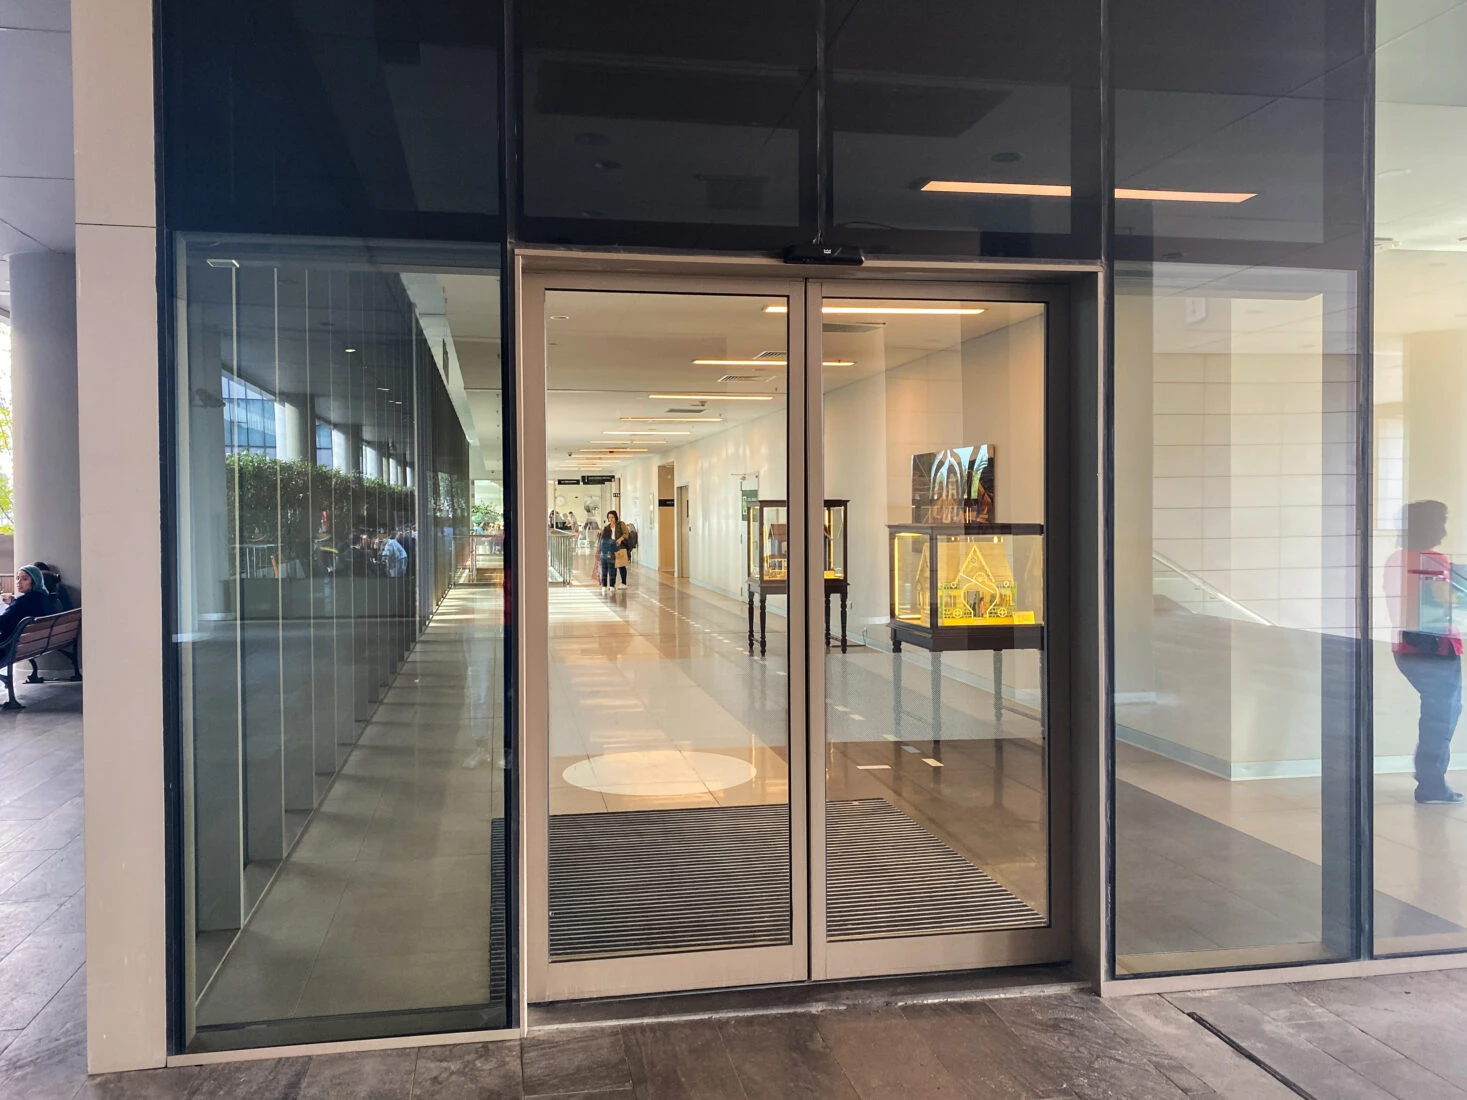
197, 585, 506, 1028
1117, 741, 1467, 969
547, 556, 1050, 926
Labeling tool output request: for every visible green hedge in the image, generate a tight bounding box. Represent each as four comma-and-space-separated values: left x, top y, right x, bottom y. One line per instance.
227, 454, 415, 565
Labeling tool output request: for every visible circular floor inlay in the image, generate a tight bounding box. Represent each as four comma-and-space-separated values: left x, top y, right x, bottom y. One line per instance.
563, 750, 757, 796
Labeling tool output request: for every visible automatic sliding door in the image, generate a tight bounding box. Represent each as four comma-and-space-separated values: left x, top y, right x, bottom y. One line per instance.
526, 278, 808, 1000
813, 285, 1066, 977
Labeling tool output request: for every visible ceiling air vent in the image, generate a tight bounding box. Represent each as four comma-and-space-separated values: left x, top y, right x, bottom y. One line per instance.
718, 374, 762, 383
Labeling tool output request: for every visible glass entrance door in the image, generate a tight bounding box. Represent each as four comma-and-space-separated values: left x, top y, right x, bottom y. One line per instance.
523, 274, 810, 1000
521, 272, 1065, 1002
810, 283, 1066, 979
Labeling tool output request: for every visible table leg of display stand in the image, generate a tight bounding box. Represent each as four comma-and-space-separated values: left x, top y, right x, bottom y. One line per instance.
747, 589, 755, 653
930, 650, 943, 746
824, 591, 831, 649
840, 593, 848, 654
892, 635, 903, 740
993, 650, 1005, 808
993, 650, 1004, 723
759, 592, 768, 657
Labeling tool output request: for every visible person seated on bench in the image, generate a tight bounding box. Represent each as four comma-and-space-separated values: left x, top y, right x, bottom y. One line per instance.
24, 563, 69, 613
0, 566, 50, 646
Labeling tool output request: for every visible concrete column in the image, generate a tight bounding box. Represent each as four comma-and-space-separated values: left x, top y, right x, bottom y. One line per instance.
335, 424, 363, 474
1111, 290, 1155, 700
9, 251, 82, 604
1402, 331, 1467, 539
273, 392, 310, 462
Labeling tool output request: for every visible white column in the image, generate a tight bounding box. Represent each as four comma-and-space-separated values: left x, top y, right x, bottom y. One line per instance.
8, 251, 82, 602
273, 392, 310, 462
75, 0, 167, 1072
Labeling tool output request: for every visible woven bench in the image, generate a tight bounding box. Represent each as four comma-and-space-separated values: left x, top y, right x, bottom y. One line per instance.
1, 609, 82, 711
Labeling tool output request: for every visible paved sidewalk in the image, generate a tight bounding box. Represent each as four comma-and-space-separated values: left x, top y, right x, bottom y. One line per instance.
6, 686, 1467, 1097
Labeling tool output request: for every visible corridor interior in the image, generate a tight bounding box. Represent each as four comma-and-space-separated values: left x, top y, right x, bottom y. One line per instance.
196, 581, 507, 1029
540, 285, 1057, 966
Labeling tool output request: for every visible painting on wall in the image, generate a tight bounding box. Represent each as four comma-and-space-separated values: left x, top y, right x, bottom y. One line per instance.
911, 445, 995, 523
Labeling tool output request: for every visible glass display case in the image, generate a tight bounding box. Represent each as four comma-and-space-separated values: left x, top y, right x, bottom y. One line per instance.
824, 500, 848, 582
888, 523, 1044, 651
746, 499, 852, 655
747, 500, 789, 584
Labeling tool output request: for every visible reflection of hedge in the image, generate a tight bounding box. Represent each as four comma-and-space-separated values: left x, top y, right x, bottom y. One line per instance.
226, 454, 415, 564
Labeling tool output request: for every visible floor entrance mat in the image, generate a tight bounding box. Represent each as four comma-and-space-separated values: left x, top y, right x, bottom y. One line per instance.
548, 803, 792, 959
826, 798, 1046, 940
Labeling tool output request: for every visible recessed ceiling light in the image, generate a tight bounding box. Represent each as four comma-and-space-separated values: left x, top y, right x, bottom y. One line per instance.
605, 429, 691, 435
923, 181, 1070, 198
377, 386, 390, 392
620, 417, 725, 423
345, 347, 358, 353
919, 180, 1256, 203
550, 314, 570, 321
692, 358, 855, 367
649, 393, 775, 401
766, 305, 984, 316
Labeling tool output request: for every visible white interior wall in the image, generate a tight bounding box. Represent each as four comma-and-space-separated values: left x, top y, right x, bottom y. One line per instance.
824, 314, 1046, 693
1115, 287, 1379, 776
611, 410, 786, 597
608, 316, 1050, 697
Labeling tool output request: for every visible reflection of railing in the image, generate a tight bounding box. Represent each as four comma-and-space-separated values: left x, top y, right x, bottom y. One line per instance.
1152, 551, 1272, 626
454, 533, 505, 586
548, 530, 576, 586
234, 543, 280, 579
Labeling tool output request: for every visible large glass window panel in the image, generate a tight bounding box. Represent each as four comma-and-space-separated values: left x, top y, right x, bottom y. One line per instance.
1371, 0, 1467, 956
827, 0, 1100, 256
174, 239, 508, 1051
161, 0, 502, 232
1112, 0, 1368, 255
822, 299, 1050, 941
1112, 262, 1361, 975
518, 3, 815, 241
542, 290, 791, 961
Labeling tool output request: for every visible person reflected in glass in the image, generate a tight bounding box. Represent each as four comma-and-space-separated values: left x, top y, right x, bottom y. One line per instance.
1386, 500, 1466, 804
379, 531, 407, 578
600, 509, 628, 594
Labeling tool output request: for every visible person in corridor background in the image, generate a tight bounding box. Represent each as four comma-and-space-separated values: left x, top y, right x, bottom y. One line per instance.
600, 509, 629, 593
1386, 499, 1466, 804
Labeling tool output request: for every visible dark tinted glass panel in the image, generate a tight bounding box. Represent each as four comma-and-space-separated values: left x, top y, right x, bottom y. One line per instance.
1372, 0, 1467, 956
175, 238, 508, 1050
162, 1, 501, 232
827, 0, 1100, 256
1112, 260, 1363, 976
518, 0, 815, 242
1112, 0, 1368, 259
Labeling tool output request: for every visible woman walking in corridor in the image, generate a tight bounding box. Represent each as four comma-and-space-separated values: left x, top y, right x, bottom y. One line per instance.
599, 510, 629, 593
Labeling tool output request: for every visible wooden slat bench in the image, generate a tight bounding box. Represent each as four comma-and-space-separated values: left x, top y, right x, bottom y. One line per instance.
1, 609, 82, 711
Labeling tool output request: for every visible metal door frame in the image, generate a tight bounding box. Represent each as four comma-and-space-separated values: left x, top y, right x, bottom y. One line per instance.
519, 269, 812, 1002
806, 278, 1072, 981
518, 257, 1073, 1003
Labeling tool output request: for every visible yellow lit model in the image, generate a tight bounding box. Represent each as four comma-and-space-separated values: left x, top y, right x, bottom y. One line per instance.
889, 523, 1043, 652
